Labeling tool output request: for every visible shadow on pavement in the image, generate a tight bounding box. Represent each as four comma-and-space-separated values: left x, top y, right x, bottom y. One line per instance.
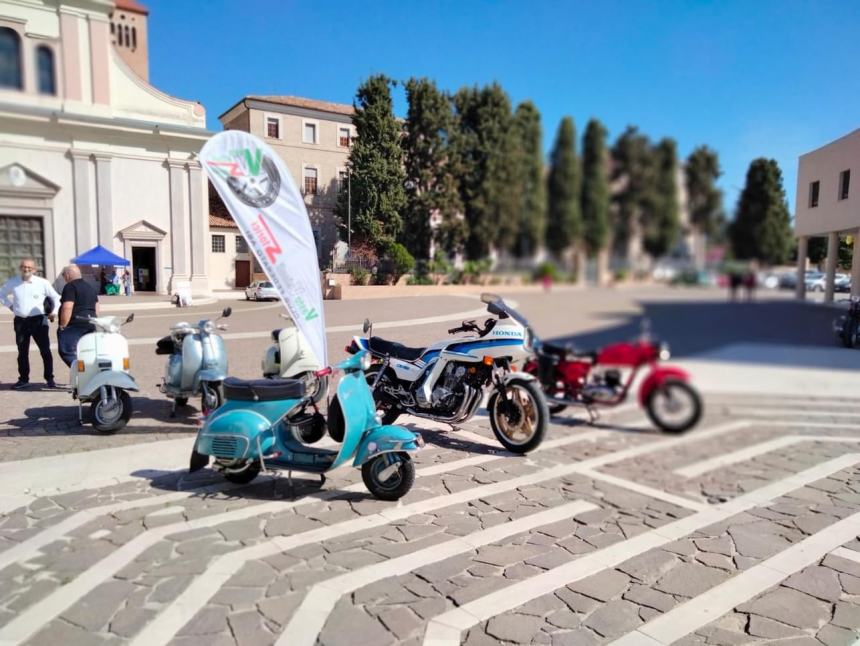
547, 299, 852, 370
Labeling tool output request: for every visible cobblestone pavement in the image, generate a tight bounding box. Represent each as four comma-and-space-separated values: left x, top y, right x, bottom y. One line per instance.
1, 290, 860, 645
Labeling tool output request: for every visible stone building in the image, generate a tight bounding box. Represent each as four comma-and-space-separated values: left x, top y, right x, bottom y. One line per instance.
218, 95, 355, 282
0, 0, 211, 295
795, 128, 859, 301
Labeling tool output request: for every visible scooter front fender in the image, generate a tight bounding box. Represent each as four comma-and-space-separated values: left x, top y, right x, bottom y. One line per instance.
78, 371, 139, 399
353, 425, 422, 467
638, 366, 690, 406
197, 369, 227, 384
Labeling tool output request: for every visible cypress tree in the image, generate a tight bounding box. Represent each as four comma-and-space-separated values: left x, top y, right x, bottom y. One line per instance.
730, 158, 793, 264
685, 145, 723, 236
401, 77, 463, 259
511, 101, 546, 258
336, 75, 406, 253
546, 117, 581, 257
580, 119, 610, 257
643, 137, 680, 258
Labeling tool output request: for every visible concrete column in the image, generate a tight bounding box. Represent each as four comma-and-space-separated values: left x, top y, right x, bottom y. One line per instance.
187, 162, 209, 294
93, 154, 113, 248
70, 150, 92, 253
824, 231, 839, 303
852, 229, 860, 299
795, 236, 808, 300
166, 159, 189, 285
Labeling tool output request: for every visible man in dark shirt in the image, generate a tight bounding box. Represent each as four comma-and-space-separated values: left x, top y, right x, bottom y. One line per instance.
57, 264, 100, 367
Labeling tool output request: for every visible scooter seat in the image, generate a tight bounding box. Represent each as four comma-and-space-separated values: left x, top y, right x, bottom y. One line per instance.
368, 336, 426, 361
223, 376, 306, 402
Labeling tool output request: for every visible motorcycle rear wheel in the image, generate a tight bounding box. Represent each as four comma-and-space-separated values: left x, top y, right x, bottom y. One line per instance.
362, 453, 414, 501
840, 319, 858, 348
488, 379, 548, 454
645, 379, 702, 433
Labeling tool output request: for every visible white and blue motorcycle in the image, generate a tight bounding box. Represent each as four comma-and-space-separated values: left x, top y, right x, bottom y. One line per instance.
346, 293, 548, 454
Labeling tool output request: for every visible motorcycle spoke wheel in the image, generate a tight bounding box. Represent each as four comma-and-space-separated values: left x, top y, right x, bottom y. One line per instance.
646, 380, 702, 433
494, 385, 538, 445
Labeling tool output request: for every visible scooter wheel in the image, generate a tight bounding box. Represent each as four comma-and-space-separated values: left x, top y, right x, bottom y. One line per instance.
90, 390, 132, 434
362, 453, 414, 501
646, 379, 702, 434
224, 461, 261, 484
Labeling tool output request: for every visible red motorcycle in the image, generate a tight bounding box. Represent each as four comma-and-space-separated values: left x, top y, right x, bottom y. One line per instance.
523, 334, 702, 433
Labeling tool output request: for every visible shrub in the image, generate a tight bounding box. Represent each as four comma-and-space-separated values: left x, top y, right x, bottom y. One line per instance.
533, 261, 559, 282
349, 266, 369, 286
384, 242, 415, 283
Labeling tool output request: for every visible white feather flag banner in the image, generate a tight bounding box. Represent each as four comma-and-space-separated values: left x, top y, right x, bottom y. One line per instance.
200, 130, 327, 366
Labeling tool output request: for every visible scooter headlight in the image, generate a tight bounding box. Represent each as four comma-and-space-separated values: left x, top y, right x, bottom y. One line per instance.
360, 351, 372, 371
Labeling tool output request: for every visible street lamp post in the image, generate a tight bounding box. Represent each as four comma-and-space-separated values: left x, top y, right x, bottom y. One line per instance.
347, 163, 351, 256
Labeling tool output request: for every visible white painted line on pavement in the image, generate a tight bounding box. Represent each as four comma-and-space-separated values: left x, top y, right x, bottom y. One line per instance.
832, 546, 860, 564
0, 438, 196, 514
770, 421, 860, 430
674, 435, 860, 479
577, 469, 708, 511
610, 510, 860, 646
421, 453, 860, 646
729, 409, 860, 419
0, 425, 612, 645
278, 500, 598, 646
126, 420, 746, 646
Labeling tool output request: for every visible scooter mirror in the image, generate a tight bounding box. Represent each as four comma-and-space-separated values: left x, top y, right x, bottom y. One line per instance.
363, 318, 372, 334
480, 293, 501, 305
125, 313, 135, 324
222, 307, 232, 318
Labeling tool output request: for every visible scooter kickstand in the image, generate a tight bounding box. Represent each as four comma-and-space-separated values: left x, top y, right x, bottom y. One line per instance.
586, 405, 599, 424
319, 473, 326, 488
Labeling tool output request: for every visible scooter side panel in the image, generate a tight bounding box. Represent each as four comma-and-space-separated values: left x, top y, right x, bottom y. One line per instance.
181, 334, 204, 391
352, 425, 421, 466
196, 408, 277, 460
330, 371, 376, 470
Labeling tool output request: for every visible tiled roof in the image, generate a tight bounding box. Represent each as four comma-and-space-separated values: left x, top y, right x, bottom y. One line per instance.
209, 213, 237, 229
246, 95, 354, 116
114, 0, 149, 15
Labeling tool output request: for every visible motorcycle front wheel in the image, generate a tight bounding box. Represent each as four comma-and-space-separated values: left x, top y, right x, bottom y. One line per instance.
90, 389, 132, 434
487, 379, 548, 454
361, 453, 415, 501
645, 379, 702, 433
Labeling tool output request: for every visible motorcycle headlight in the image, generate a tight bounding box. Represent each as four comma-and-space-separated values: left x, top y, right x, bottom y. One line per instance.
360, 351, 372, 371
659, 342, 671, 361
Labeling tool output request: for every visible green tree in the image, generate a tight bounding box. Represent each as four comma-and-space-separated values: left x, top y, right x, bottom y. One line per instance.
580, 118, 610, 257
685, 146, 723, 236
451, 84, 518, 260
730, 158, 793, 264
510, 101, 546, 258
336, 75, 406, 253
546, 116, 581, 257
401, 77, 463, 259
610, 126, 656, 257
643, 138, 680, 258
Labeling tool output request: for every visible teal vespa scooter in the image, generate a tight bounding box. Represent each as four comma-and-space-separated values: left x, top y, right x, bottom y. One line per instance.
188, 350, 423, 500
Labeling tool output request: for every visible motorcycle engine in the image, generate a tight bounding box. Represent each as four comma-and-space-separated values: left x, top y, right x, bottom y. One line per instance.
431, 364, 467, 411
582, 369, 622, 403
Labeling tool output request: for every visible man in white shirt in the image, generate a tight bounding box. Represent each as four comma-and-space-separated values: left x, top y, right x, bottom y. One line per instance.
0, 258, 62, 389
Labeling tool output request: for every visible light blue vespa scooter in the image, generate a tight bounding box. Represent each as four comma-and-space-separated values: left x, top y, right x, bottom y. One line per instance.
189, 350, 423, 500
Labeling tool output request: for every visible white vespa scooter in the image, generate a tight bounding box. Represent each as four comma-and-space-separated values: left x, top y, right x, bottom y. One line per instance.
261, 317, 328, 413
71, 313, 139, 433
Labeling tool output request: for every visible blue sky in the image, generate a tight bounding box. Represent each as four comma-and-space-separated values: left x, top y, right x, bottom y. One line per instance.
147, 0, 860, 215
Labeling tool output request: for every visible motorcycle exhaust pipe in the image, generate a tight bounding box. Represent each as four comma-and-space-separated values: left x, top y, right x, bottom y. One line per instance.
405, 386, 481, 423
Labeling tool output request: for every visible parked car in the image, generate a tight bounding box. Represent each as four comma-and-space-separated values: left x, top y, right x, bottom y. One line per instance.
835, 274, 852, 293
778, 272, 798, 290
805, 272, 826, 292
244, 281, 278, 301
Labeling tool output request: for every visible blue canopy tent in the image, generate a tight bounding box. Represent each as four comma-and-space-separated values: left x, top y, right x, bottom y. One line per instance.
72, 245, 130, 295
72, 245, 130, 267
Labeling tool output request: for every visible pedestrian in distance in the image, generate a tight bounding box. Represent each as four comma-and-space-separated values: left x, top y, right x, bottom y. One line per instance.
728, 270, 742, 301
122, 269, 132, 296
743, 266, 757, 302
0, 258, 61, 389
57, 264, 100, 367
